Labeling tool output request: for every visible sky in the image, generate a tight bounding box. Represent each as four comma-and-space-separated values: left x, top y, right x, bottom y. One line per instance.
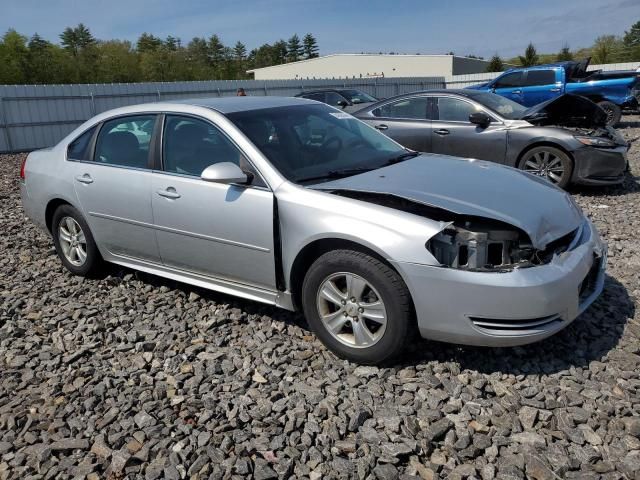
1, 0, 639, 59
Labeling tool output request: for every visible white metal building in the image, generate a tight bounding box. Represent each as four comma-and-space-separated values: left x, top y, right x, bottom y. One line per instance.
247, 54, 491, 80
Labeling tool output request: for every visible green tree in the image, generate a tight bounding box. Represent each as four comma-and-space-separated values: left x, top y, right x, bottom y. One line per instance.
302, 33, 319, 59
486, 54, 503, 72
272, 40, 288, 64
286, 34, 302, 62
60, 23, 95, 56
556, 44, 573, 61
623, 20, 640, 47
137, 33, 163, 53
592, 35, 621, 63
165, 36, 180, 51
95, 40, 140, 82
233, 41, 247, 60
0, 29, 29, 83
207, 34, 225, 73
518, 42, 539, 66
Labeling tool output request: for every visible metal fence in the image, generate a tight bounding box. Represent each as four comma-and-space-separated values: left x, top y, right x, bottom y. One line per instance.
0, 77, 444, 153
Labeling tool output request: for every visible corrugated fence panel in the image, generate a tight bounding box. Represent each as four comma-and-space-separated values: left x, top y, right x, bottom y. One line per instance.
0, 76, 445, 152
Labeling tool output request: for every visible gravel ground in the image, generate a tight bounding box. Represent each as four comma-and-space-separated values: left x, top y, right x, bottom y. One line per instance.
1, 119, 640, 480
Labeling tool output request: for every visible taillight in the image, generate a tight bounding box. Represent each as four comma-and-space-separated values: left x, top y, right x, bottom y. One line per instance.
20, 157, 27, 180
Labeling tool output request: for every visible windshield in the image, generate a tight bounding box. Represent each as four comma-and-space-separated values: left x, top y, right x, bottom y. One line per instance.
467, 92, 528, 120
339, 89, 378, 104
227, 104, 407, 184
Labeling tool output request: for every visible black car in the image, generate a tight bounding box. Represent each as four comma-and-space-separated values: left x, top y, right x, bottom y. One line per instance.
295, 89, 378, 113
353, 90, 629, 188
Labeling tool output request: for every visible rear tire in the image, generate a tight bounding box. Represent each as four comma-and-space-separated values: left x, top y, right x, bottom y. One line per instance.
518, 146, 573, 189
52, 205, 103, 277
597, 101, 621, 127
301, 249, 412, 365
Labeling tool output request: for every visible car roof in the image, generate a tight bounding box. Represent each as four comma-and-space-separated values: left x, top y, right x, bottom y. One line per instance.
167, 95, 316, 113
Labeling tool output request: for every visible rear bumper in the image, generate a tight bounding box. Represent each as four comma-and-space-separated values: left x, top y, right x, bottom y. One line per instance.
20, 181, 47, 231
393, 219, 606, 347
571, 145, 628, 185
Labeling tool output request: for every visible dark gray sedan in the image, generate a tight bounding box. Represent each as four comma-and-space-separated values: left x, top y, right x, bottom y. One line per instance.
354, 90, 629, 188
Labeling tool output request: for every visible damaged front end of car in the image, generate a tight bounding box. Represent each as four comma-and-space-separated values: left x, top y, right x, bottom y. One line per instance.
331, 189, 582, 273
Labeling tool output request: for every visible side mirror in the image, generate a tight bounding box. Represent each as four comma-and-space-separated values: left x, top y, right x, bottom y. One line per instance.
337, 100, 349, 108
201, 162, 248, 184
469, 112, 492, 128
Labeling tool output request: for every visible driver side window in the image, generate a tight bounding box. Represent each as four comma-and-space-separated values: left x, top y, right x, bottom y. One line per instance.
493, 72, 523, 89
162, 115, 265, 186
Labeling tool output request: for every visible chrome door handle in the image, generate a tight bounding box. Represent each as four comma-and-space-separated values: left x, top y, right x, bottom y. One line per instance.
157, 188, 181, 199
375, 124, 388, 130
75, 174, 93, 184
511, 90, 522, 94
434, 129, 450, 136
550, 88, 561, 92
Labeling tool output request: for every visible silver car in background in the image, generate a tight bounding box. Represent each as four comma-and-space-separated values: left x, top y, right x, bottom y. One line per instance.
20, 97, 607, 364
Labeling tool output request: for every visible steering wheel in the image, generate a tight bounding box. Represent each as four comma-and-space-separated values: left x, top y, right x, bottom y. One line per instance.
322, 136, 342, 160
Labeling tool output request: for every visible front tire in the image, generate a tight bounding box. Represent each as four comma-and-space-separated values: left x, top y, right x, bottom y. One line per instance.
597, 101, 621, 127
302, 250, 412, 365
518, 146, 573, 189
52, 204, 103, 277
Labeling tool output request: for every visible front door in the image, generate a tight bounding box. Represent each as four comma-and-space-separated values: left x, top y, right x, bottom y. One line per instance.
429, 96, 507, 162
491, 71, 524, 104
151, 114, 276, 290
362, 96, 431, 152
70, 114, 161, 263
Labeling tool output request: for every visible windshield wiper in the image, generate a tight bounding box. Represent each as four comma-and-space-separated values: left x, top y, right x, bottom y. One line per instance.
383, 150, 420, 165
296, 167, 374, 184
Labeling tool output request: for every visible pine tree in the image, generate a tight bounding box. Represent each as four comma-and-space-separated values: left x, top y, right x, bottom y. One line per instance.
556, 44, 573, 61
207, 34, 225, 69
486, 54, 503, 72
60, 23, 95, 56
518, 43, 539, 66
272, 40, 288, 64
302, 33, 319, 59
286, 34, 302, 62
623, 20, 640, 47
234, 41, 247, 60
137, 33, 163, 53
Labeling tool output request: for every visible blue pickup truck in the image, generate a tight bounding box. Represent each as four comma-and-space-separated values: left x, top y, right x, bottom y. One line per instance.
467, 58, 639, 126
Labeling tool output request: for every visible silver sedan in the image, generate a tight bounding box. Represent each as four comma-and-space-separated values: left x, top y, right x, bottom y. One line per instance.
20, 97, 607, 364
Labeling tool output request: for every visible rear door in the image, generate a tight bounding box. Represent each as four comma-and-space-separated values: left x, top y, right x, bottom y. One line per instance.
521, 68, 563, 106
429, 96, 507, 162
359, 96, 431, 151
491, 71, 525, 104
70, 114, 161, 263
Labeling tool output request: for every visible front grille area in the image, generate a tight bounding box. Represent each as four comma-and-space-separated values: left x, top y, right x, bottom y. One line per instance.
579, 256, 602, 302
469, 314, 562, 334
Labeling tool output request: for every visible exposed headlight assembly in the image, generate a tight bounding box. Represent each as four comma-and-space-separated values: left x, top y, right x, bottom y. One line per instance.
574, 136, 617, 148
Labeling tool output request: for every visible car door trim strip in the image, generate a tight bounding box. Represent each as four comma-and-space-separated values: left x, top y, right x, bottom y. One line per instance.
88, 211, 271, 252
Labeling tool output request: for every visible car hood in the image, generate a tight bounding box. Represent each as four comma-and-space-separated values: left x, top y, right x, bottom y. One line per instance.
310, 155, 583, 249
519, 93, 607, 128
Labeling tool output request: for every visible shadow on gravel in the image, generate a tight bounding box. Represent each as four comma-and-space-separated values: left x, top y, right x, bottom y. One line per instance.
400, 274, 634, 375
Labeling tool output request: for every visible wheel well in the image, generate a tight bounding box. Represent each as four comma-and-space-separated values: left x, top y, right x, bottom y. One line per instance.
45, 199, 71, 233
517, 142, 574, 169
289, 238, 405, 312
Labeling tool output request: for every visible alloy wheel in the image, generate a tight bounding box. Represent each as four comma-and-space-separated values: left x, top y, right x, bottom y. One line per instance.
522, 150, 565, 184
316, 272, 387, 348
58, 216, 87, 267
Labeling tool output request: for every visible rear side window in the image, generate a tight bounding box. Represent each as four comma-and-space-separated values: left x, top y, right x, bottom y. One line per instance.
94, 115, 156, 169
493, 72, 523, 88
373, 97, 428, 120
523, 70, 556, 86
304, 93, 325, 102
67, 126, 96, 161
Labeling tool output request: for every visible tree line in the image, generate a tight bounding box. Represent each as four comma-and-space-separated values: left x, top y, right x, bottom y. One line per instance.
0, 24, 320, 84
485, 20, 640, 72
